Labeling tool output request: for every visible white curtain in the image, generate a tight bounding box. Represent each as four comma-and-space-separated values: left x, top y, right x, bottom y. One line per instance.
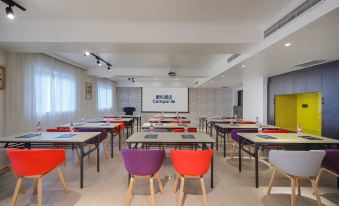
97, 79, 115, 115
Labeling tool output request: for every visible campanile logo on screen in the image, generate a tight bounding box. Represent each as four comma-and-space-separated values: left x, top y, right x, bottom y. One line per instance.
152, 95, 176, 104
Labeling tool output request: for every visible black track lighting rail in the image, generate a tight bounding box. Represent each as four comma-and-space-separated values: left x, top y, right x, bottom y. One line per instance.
1, 0, 26, 11
89, 52, 112, 67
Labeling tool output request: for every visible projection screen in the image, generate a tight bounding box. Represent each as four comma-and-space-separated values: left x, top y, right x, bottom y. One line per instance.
142, 88, 189, 112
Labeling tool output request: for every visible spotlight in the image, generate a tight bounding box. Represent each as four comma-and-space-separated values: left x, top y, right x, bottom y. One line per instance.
97, 59, 101, 66
6, 6, 14, 20
108, 66, 112, 72
84, 51, 90, 56
284, 42, 291, 47
128, 78, 131, 81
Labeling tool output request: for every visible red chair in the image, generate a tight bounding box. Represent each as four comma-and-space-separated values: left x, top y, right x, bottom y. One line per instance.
170, 150, 213, 206
171, 120, 191, 124
263, 129, 292, 133
236, 121, 256, 124
171, 128, 198, 133
106, 121, 125, 134
6, 149, 68, 206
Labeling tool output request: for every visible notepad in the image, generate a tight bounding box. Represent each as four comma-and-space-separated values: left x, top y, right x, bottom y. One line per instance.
144, 134, 158, 139
55, 134, 77, 138
256, 135, 277, 139
181, 134, 195, 139
299, 136, 322, 140
16, 134, 41, 138
98, 123, 110, 126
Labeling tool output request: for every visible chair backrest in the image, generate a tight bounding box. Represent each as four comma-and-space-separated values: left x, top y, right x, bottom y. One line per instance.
269, 150, 325, 177
47, 128, 79, 132
121, 149, 165, 176
6, 149, 65, 176
237, 121, 256, 124
106, 121, 125, 130
263, 129, 292, 133
171, 128, 197, 133
78, 128, 107, 142
123, 107, 136, 115
321, 149, 339, 174
230, 129, 259, 143
170, 150, 213, 176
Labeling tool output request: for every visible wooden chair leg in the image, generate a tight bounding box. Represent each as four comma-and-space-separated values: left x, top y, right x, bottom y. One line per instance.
75, 147, 80, 160
38, 177, 43, 206
150, 177, 156, 206
230, 143, 236, 159
296, 179, 301, 196
267, 168, 277, 195
56, 167, 68, 193
33, 178, 38, 194
310, 178, 322, 206
200, 177, 208, 206
291, 178, 296, 206
10, 177, 23, 206
178, 176, 185, 206
102, 142, 109, 159
125, 176, 135, 206
11, 170, 25, 193
173, 173, 180, 193
156, 173, 163, 194
314, 168, 324, 194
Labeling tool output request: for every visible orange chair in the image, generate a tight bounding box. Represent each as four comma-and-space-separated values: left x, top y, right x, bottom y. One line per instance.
6, 149, 68, 206
171, 120, 191, 124
171, 128, 198, 133
237, 121, 256, 124
170, 150, 213, 206
106, 121, 125, 134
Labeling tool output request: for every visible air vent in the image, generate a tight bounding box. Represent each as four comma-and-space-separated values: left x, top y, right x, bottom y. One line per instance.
293, 60, 330, 68
264, 0, 322, 38
227, 54, 241, 63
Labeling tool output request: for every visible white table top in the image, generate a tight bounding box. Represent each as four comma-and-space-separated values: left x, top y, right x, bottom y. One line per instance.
237, 133, 339, 144
215, 123, 279, 129
207, 118, 248, 123
0, 132, 101, 143
104, 114, 141, 118
142, 123, 197, 129
127, 132, 215, 143
58, 122, 121, 129
85, 118, 133, 123
153, 114, 187, 119
149, 118, 191, 123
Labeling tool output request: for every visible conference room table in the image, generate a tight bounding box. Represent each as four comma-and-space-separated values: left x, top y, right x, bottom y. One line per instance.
215, 123, 279, 157
58, 122, 122, 155
126, 132, 215, 188
153, 114, 187, 119
85, 118, 135, 137
141, 123, 198, 131
149, 118, 191, 123
104, 115, 142, 132
237, 132, 339, 188
0, 131, 101, 188
205, 118, 249, 136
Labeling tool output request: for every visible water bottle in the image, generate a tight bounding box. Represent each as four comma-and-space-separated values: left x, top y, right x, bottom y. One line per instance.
161, 112, 164, 117
230, 118, 234, 125
150, 123, 154, 133
256, 117, 259, 126
158, 119, 161, 124
70, 122, 74, 134
184, 125, 189, 133
36, 122, 42, 135
119, 113, 122, 119
176, 112, 179, 119
179, 117, 183, 124
297, 124, 303, 137
258, 123, 263, 134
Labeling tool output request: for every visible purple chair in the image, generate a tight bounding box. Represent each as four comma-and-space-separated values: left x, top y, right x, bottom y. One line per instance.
78, 128, 109, 159
316, 149, 339, 189
230, 129, 258, 159
121, 149, 165, 206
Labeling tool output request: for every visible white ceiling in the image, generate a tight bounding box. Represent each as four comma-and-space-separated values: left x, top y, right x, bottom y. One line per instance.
206, 5, 339, 88
1, 0, 338, 87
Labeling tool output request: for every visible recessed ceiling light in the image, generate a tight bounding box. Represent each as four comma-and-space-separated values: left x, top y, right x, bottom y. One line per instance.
284, 43, 291, 47
241, 65, 246, 68
222, 75, 225, 78
211, 81, 214, 83
84, 51, 90, 56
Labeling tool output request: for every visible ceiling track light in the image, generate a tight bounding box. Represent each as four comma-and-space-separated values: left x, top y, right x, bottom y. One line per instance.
83, 51, 112, 70
1, 0, 26, 20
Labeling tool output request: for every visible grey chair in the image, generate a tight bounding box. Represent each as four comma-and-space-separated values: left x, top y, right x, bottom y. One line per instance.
267, 150, 325, 206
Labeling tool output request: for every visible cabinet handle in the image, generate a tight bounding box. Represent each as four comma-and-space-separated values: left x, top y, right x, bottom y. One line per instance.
322, 98, 325, 105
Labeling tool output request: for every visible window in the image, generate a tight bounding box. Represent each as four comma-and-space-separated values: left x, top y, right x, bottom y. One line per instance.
35, 67, 76, 115
97, 81, 113, 111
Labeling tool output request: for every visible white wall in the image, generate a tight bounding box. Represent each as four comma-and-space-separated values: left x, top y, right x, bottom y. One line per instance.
243, 75, 267, 123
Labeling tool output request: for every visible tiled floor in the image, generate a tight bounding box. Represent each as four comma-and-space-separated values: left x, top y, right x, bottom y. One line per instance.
0, 137, 338, 206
